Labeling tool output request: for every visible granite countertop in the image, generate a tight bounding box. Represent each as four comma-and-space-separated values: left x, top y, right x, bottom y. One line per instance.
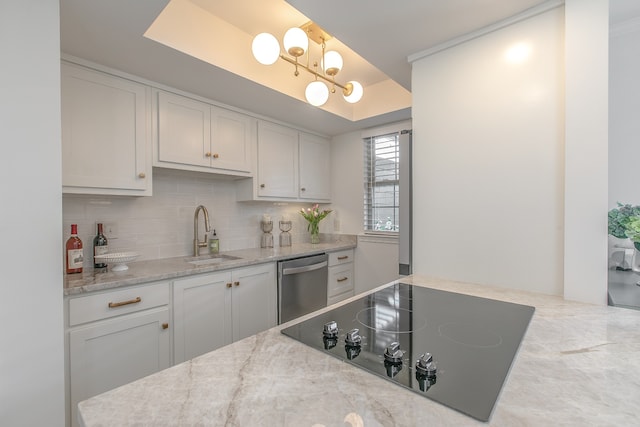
65, 234, 356, 296
77, 274, 640, 426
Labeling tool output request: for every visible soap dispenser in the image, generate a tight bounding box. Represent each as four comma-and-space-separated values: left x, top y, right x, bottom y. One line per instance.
209, 230, 219, 254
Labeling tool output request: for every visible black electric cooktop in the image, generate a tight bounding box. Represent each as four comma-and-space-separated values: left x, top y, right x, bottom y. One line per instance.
281, 282, 535, 422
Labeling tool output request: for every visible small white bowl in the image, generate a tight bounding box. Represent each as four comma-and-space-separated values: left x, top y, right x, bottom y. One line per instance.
94, 252, 139, 271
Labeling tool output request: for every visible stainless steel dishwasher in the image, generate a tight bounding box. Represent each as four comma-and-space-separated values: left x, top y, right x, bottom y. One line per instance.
277, 253, 328, 324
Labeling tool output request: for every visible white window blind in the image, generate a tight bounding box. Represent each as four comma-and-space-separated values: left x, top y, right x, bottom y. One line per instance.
363, 132, 400, 232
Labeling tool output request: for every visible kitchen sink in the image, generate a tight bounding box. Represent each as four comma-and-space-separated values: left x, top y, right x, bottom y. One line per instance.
186, 254, 242, 266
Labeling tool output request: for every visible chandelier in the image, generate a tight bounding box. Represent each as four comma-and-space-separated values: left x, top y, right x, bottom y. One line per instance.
251, 21, 363, 107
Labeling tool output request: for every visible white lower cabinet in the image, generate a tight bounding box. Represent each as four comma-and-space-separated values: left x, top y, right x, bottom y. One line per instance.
66, 281, 171, 427
327, 249, 355, 305
65, 263, 277, 426
173, 263, 276, 364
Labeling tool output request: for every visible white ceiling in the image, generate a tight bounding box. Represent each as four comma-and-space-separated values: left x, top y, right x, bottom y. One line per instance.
60, 0, 640, 136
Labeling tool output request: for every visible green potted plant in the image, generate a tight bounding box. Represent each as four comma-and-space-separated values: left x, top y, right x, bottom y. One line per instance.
608, 203, 640, 238
608, 203, 640, 270
624, 215, 640, 250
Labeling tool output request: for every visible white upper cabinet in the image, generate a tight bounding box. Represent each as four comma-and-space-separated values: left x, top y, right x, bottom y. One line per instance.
299, 132, 331, 201
256, 120, 299, 199
155, 90, 254, 176
61, 62, 152, 196
236, 120, 331, 202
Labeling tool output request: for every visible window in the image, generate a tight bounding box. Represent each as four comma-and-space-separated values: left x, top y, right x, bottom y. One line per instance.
363, 132, 400, 232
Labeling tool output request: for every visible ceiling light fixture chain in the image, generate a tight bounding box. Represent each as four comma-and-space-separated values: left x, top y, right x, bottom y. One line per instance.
251, 21, 363, 107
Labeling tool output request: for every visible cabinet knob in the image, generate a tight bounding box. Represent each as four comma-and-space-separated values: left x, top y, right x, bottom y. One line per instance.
213, 153, 219, 159
162, 323, 169, 330
300, 187, 306, 191
226, 282, 233, 288
138, 172, 146, 179
234, 281, 240, 287
205, 152, 212, 157
260, 184, 265, 188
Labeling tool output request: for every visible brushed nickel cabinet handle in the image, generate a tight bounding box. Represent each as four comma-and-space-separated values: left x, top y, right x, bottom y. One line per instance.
226, 282, 233, 288
162, 323, 169, 330
337, 256, 349, 260
138, 172, 146, 178
337, 277, 348, 282
108, 297, 141, 308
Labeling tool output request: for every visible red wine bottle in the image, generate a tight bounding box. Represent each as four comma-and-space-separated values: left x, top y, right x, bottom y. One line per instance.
66, 224, 83, 274
93, 223, 108, 268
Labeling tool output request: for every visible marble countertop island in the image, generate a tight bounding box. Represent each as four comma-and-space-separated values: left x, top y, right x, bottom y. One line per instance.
77, 275, 640, 426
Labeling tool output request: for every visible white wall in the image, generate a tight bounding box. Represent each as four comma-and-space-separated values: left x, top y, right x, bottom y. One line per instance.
411, 7, 565, 295
0, 1, 65, 425
563, 0, 609, 305
331, 126, 406, 293
609, 17, 640, 208
328, 131, 364, 235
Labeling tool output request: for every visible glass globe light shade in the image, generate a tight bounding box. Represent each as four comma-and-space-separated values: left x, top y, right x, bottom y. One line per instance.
283, 27, 308, 57
343, 81, 364, 103
305, 81, 329, 106
252, 33, 280, 65
322, 50, 343, 76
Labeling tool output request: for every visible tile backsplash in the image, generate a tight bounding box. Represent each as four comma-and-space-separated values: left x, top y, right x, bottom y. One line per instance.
63, 168, 334, 269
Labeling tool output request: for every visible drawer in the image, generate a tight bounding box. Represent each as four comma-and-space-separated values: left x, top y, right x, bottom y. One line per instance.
328, 264, 354, 297
69, 281, 170, 326
328, 249, 354, 266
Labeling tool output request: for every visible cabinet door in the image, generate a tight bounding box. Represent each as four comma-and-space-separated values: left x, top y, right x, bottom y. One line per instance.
157, 91, 211, 168
69, 307, 170, 427
61, 63, 150, 195
257, 121, 299, 198
173, 271, 232, 364
299, 132, 331, 201
211, 106, 254, 173
231, 263, 277, 342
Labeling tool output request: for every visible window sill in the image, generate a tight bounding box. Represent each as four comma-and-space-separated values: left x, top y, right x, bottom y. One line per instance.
358, 232, 399, 244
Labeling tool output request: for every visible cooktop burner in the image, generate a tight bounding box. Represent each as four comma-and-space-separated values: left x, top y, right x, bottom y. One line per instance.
281, 282, 534, 422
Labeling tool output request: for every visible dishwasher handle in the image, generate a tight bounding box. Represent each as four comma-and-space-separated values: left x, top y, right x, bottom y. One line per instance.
282, 261, 328, 276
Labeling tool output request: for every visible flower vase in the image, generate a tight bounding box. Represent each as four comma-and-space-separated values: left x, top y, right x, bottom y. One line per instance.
309, 223, 320, 244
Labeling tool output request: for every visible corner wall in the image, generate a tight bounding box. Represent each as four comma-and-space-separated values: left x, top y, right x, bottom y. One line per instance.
563, 0, 609, 304
609, 17, 640, 208
0, 1, 65, 425
411, 7, 565, 295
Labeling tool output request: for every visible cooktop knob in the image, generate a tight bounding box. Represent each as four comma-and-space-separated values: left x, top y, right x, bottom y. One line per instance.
323, 321, 339, 338
345, 344, 361, 360
416, 371, 437, 392
323, 336, 338, 350
345, 328, 362, 346
383, 342, 404, 364
415, 352, 437, 377
384, 359, 403, 378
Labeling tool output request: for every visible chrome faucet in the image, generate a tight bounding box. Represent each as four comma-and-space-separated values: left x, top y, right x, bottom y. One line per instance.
193, 205, 211, 256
